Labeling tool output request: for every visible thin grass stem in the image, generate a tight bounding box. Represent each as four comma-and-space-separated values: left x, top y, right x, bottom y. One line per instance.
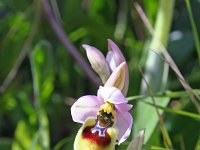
185, 0, 200, 64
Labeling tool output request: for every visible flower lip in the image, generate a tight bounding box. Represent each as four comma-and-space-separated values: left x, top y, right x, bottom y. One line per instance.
91, 101, 115, 137
82, 125, 112, 147
91, 119, 112, 137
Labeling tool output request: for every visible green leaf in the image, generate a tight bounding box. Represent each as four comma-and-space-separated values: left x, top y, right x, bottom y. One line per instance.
185, 0, 200, 64
133, 97, 170, 143
30, 40, 54, 149
30, 40, 55, 105
11, 120, 42, 150
38, 109, 50, 150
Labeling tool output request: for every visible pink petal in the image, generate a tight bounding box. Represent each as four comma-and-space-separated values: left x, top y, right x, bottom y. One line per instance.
71, 95, 103, 123
115, 103, 132, 114
105, 62, 126, 91
121, 63, 129, 96
97, 86, 127, 104
106, 40, 129, 96
115, 112, 133, 144
82, 44, 110, 83
106, 51, 117, 71
107, 39, 125, 71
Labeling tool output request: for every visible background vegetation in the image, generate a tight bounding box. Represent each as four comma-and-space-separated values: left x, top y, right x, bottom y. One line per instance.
0, 0, 200, 149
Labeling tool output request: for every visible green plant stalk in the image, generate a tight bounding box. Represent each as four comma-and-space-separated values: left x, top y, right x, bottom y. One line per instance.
31, 61, 50, 150
30, 1, 50, 149
185, 0, 200, 64
140, 0, 175, 93
31, 60, 50, 150
134, 0, 175, 147
32, 70, 50, 150
30, 2, 50, 146
30, 132, 40, 150
114, 0, 128, 40
142, 100, 200, 120
127, 89, 200, 101
38, 109, 50, 150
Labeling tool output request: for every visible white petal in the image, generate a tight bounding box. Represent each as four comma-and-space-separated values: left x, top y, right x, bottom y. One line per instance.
115, 112, 133, 144
115, 103, 132, 114
97, 86, 127, 104
71, 95, 103, 123
106, 51, 117, 71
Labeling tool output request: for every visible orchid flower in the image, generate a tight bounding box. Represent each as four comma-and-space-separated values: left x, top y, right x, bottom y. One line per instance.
83, 39, 129, 96
71, 40, 133, 150
71, 86, 132, 149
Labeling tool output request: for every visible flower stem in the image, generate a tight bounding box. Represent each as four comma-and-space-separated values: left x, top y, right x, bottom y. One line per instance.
185, 0, 200, 64
41, 0, 100, 87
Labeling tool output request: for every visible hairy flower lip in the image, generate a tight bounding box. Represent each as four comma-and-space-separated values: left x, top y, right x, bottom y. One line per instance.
74, 117, 117, 150
83, 125, 111, 147
91, 119, 112, 137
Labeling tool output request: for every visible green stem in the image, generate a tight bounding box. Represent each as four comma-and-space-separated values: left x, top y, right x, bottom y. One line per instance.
142, 101, 200, 120
185, 0, 200, 64
114, 0, 128, 40
38, 109, 50, 150
140, 0, 175, 94
127, 89, 200, 101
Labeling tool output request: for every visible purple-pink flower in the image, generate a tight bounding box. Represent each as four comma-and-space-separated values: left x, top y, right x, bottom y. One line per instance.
71, 40, 133, 149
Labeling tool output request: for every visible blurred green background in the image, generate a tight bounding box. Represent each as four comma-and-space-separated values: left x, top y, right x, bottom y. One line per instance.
0, 0, 200, 149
